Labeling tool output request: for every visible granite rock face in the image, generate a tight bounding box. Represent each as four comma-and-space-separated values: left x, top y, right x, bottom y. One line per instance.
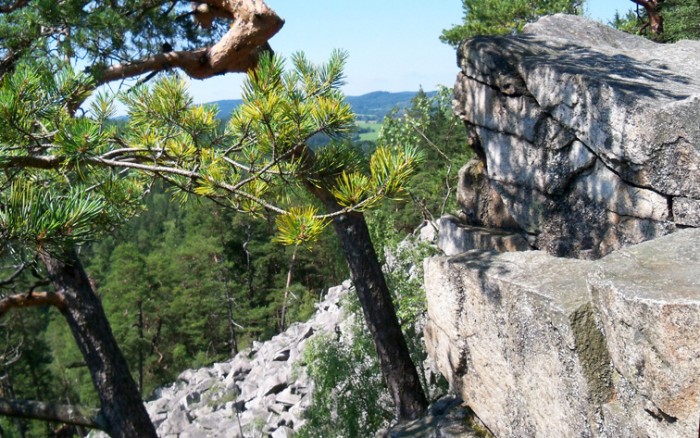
428, 14, 700, 437
437, 216, 530, 256
588, 232, 700, 436
451, 14, 700, 258
424, 229, 700, 437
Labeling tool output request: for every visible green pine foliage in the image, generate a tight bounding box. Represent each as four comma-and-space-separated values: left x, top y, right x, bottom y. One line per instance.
0, 0, 222, 79
117, 51, 422, 245
440, 0, 583, 46
80, 186, 347, 398
367, 87, 473, 243
0, 64, 147, 254
610, 9, 641, 35
663, 0, 700, 41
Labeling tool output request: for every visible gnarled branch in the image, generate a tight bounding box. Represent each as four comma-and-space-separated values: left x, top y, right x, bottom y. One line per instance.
0, 398, 104, 430
99, 0, 284, 84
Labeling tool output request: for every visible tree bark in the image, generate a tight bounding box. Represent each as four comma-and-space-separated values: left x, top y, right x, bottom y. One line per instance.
279, 244, 299, 332
328, 210, 428, 421
39, 248, 157, 438
99, 0, 283, 83
631, 0, 664, 34
0, 0, 29, 14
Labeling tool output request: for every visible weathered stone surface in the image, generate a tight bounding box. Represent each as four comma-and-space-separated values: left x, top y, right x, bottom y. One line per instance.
157, 405, 192, 436
259, 366, 290, 397
673, 197, 700, 227
273, 348, 291, 361
424, 228, 700, 437
437, 215, 531, 256
452, 14, 699, 258
275, 387, 302, 406
589, 228, 700, 437
456, 160, 520, 230
424, 250, 607, 437
271, 426, 294, 438
211, 361, 231, 377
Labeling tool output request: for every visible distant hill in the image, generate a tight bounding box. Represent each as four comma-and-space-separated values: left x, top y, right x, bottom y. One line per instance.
207, 98, 243, 119
208, 90, 437, 122
346, 91, 436, 121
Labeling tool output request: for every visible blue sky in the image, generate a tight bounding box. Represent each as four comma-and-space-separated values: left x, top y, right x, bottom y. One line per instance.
183, 0, 635, 103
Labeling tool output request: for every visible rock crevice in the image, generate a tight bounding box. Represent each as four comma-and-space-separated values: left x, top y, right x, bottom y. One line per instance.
425, 229, 700, 437
450, 14, 700, 258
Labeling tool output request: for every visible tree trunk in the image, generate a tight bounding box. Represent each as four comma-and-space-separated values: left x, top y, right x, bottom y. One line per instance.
279, 244, 299, 332
329, 210, 428, 422
222, 274, 239, 356
40, 248, 157, 438
0, 367, 28, 438
0, 398, 102, 430
137, 299, 144, 396
216, 246, 239, 356
631, 0, 664, 34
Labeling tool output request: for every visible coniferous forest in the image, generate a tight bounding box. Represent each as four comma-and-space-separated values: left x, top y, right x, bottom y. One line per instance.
0, 85, 470, 436
2, 0, 698, 436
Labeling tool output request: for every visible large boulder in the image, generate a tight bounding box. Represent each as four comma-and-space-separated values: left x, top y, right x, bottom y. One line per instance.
424, 228, 700, 437
451, 14, 700, 258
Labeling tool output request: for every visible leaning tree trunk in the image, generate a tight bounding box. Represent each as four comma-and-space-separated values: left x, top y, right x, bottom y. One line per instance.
40, 248, 157, 438
328, 209, 428, 421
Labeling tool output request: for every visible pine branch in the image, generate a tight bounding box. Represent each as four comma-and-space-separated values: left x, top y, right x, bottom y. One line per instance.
0, 155, 63, 170
0, 152, 289, 215
630, 0, 664, 34
0, 398, 105, 430
0, 291, 65, 318
98, 0, 284, 84
96, 157, 290, 214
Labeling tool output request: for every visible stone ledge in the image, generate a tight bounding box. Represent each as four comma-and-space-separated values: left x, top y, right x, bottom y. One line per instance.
424, 229, 700, 437
437, 216, 531, 256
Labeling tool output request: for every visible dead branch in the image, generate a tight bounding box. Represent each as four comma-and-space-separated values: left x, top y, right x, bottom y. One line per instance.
0, 397, 104, 430
0, 340, 22, 368
0, 291, 65, 318
0, 50, 22, 79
